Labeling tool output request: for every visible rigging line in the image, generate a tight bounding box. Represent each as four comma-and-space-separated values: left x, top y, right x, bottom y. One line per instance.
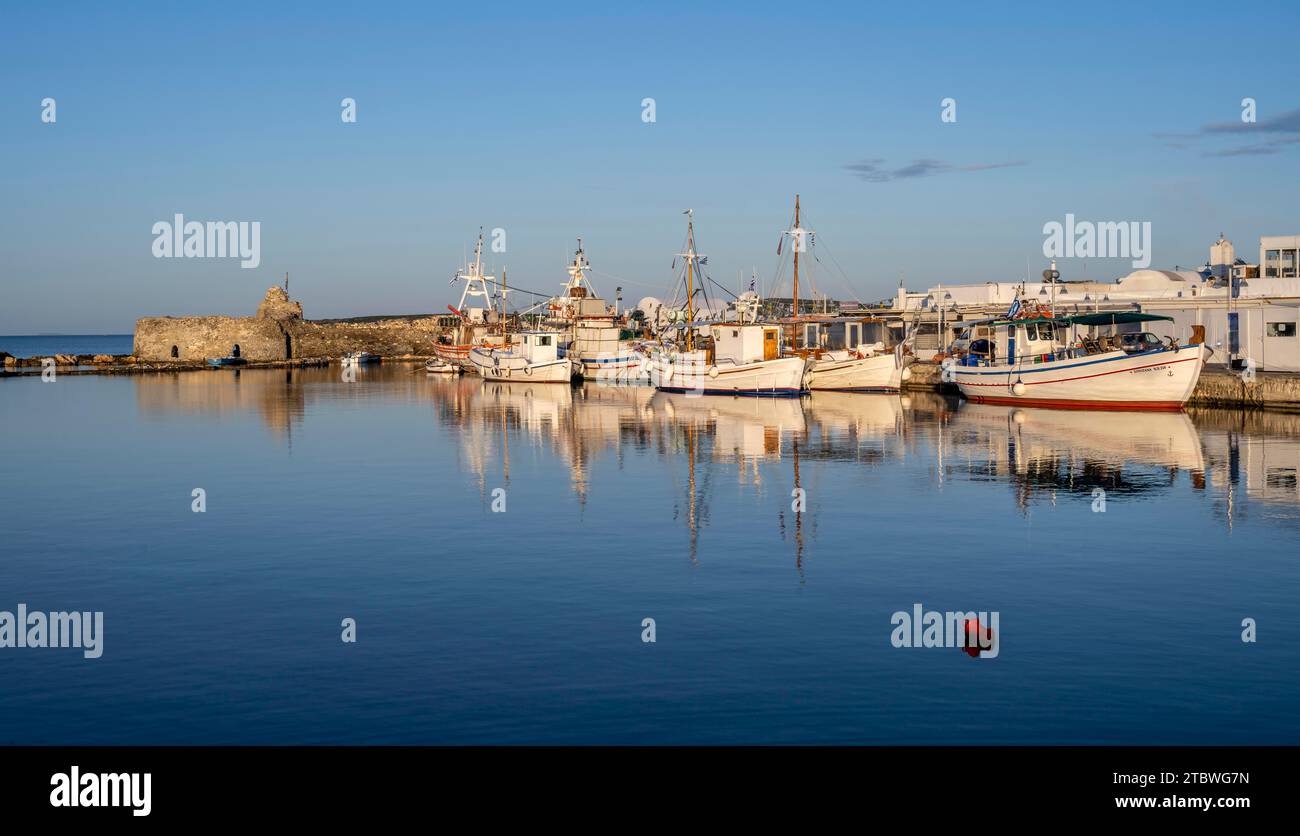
587, 268, 663, 290
457, 275, 553, 300
798, 209, 866, 305
704, 273, 739, 300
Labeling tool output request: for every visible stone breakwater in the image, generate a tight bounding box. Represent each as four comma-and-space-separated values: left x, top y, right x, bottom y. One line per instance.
131, 286, 453, 362
1, 354, 339, 376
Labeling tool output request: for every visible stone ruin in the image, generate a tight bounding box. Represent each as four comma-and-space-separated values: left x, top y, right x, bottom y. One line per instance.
255, 286, 304, 321
132, 287, 446, 362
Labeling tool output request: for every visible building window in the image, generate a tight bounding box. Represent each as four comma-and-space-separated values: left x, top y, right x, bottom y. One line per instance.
1284, 250, 1298, 278
1266, 322, 1296, 337
170, 345, 179, 358
1264, 249, 1281, 278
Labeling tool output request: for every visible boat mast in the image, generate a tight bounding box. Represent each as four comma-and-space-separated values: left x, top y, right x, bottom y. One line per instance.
793, 195, 800, 318
455, 229, 496, 317
499, 268, 508, 338
683, 210, 697, 351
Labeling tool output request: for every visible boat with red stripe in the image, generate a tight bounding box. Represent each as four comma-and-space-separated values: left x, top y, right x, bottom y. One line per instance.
948, 306, 1211, 411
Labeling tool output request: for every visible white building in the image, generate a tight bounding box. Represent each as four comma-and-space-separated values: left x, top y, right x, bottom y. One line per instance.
1261, 235, 1300, 279
898, 234, 1300, 370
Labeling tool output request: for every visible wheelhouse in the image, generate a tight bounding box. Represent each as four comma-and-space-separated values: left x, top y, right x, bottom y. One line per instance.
513, 331, 560, 363
952, 312, 1180, 367
784, 316, 894, 354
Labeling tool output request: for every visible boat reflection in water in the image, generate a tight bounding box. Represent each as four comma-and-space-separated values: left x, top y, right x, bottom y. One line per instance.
131, 365, 1300, 537
644, 390, 810, 569
924, 396, 1207, 513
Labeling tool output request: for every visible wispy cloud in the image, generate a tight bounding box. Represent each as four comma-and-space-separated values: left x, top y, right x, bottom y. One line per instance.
1202, 107, 1300, 135
1204, 144, 1281, 158
1155, 106, 1300, 157
844, 157, 1027, 183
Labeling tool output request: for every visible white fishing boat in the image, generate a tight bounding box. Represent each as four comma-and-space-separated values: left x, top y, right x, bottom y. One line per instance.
949, 305, 1211, 410
570, 320, 647, 382
645, 210, 806, 397
791, 317, 912, 391
774, 197, 913, 392
648, 323, 806, 396
435, 231, 506, 368
542, 239, 646, 382
469, 331, 571, 383
341, 351, 380, 366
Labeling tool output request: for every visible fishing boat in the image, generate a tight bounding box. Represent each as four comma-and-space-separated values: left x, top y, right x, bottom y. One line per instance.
948, 304, 1211, 410
535, 239, 647, 382
802, 338, 909, 392
645, 210, 807, 397
434, 231, 507, 368
342, 351, 380, 366
776, 196, 912, 392
206, 356, 247, 367
570, 319, 648, 382
469, 331, 571, 383
648, 323, 806, 396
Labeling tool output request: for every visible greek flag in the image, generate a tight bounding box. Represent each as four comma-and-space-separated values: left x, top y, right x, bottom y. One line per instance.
1005, 298, 1021, 319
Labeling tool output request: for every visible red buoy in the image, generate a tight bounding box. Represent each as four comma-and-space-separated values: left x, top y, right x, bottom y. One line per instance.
961, 618, 996, 658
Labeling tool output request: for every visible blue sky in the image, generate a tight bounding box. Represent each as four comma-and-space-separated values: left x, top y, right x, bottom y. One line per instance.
2, 0, 1298, 333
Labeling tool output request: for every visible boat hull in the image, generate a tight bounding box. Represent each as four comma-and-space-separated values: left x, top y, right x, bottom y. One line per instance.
433, 344, 473, 368
469, 348, 572, 383
570, 351, 650, 382
805, 351, 903, 392
650, 354, 807, 398
953, 345, 1209, 410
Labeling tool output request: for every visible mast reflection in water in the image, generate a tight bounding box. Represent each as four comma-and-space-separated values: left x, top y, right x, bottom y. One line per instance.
1, 365, 1297, 744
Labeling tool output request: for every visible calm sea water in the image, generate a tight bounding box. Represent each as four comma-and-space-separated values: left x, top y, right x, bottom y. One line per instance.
0, 334, 133, 358
1, 365, 1297, 744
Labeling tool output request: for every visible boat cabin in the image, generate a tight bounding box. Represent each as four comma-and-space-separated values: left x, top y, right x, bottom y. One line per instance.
952, 312, 1181, 367
787, 317, 892, 353
512, 331, 560, 364
709, 323, 780, 364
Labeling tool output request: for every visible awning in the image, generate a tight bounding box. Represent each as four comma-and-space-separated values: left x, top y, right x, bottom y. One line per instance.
988, 312, 1174, 327
1065, 312, 1174, 326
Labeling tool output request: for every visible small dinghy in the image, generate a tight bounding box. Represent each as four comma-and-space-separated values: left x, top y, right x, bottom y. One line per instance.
425, 358, 461, 374
206, 356, 247, 367
342, 351, 381, 366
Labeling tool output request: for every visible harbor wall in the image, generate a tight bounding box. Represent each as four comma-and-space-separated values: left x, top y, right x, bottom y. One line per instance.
134, 315, 291, 361
133, 287, 449, 361
293, 318, 446, 357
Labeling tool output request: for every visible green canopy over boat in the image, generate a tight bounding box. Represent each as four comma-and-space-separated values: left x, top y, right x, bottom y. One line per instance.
987, 311, 1174, 328
1064, 311, 1174, 326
